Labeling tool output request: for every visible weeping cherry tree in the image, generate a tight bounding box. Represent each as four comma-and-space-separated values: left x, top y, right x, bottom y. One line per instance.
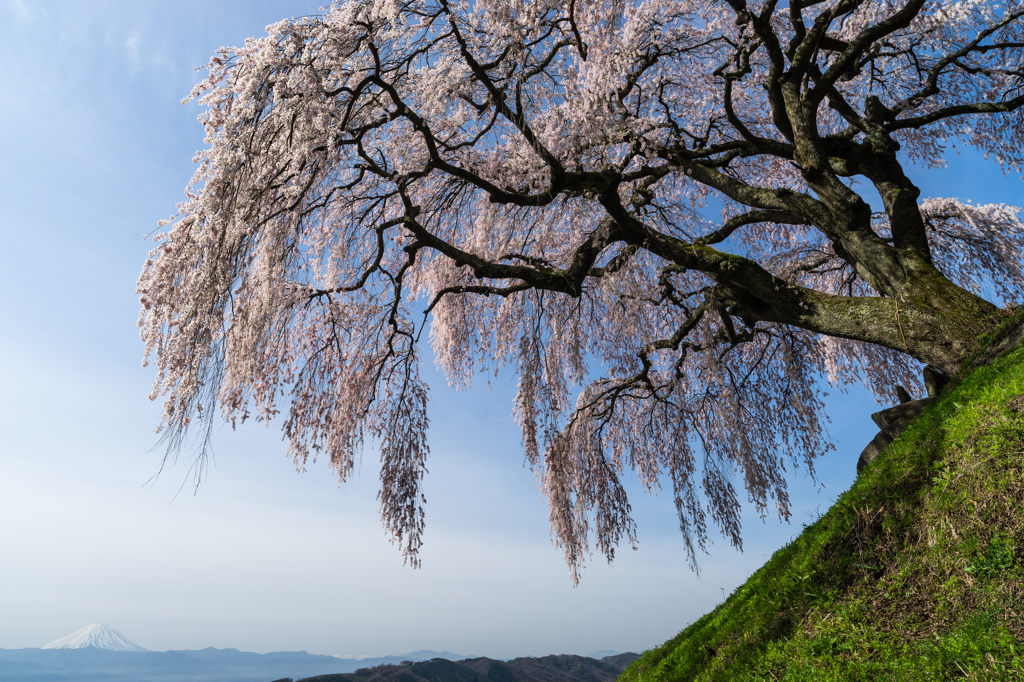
139, 0, 1024, 579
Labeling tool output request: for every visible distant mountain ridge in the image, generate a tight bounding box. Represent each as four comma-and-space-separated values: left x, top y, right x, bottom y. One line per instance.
0, 646, 637, 682
1, 627, 635, 682
0, 646, 421, 682
295, 653, 642, 682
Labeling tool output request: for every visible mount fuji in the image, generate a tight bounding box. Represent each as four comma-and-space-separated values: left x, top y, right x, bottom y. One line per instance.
40, 623, 148, 652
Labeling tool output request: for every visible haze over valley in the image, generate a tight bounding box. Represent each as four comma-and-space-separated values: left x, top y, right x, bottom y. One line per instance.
0, 624, 638, 682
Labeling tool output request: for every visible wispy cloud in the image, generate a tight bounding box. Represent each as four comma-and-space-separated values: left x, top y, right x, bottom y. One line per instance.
125, 32, 142, 72
9, 0, 32, 20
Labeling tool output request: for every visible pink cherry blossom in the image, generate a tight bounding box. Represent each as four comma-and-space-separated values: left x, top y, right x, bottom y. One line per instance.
140, 0, 1024, 580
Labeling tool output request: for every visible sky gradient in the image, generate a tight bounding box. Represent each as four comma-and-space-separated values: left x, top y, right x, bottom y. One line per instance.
1, 0, 1020, 660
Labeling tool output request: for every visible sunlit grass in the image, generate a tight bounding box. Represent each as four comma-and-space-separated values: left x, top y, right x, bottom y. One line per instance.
620, 341, 1024, 681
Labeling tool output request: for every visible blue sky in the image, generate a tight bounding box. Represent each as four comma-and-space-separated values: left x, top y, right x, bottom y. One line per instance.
0, 0, 1020, 660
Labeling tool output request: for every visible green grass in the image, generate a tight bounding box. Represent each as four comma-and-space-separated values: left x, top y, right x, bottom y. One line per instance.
621, 346, 1024, 681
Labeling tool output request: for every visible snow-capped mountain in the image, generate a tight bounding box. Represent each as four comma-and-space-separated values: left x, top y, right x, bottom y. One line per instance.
41, 623, 148, 652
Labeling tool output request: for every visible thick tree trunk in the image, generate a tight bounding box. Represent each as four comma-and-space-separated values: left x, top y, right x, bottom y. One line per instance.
781, 135, 1006, 376
832, 229, 1007, 376
716, 248, 1006, 379
629, 214, 1006, 379
845, 273, 1003, 377
877, 260, 1005, 377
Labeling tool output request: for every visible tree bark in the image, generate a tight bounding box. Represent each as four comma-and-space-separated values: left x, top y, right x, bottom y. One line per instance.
721, 250, 1005, 378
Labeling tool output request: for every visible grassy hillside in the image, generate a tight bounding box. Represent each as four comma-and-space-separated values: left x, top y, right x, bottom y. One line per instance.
621, 344, 1024, 681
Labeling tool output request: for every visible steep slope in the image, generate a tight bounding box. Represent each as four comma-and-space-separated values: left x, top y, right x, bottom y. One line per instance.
621, 331, 1024, 680
41, 624, 148, 652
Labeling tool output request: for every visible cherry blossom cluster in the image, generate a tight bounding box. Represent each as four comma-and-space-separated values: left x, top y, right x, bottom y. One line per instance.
140, 0, 1024, 576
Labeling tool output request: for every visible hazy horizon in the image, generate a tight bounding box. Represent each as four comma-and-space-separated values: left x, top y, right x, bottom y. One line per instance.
29, 621, 476, 657
21, 621, 621, 659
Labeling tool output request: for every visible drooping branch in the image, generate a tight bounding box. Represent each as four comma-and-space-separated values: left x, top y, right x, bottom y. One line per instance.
142, 0, 1024, 578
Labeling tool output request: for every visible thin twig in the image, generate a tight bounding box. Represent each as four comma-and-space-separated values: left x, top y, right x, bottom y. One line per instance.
894, 296, 910, 354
